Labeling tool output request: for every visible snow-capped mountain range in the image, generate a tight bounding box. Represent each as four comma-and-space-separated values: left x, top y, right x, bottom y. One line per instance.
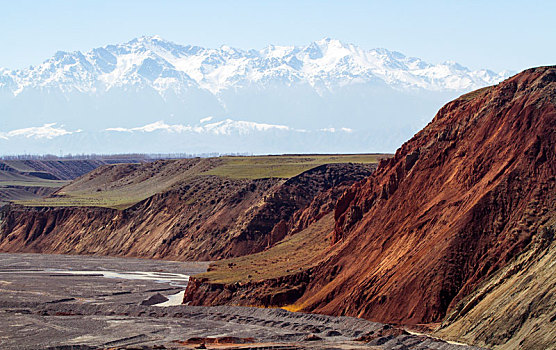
1, 35, 506, 96
0, 36, 511, 154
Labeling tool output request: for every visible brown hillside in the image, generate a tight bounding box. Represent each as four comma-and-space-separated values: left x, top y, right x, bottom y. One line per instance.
0, 162, 375, 260
290, 66, 555, 326
435, 219, 556, 349
0, 158, 146, 205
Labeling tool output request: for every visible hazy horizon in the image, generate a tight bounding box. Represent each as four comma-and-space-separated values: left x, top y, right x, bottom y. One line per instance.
2, 0, 554, 72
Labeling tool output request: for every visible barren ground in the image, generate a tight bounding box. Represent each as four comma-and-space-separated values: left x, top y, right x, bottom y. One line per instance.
0, 253, 482, 350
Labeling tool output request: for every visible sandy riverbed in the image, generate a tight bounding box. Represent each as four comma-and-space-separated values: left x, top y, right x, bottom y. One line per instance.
0, 253, 483, 350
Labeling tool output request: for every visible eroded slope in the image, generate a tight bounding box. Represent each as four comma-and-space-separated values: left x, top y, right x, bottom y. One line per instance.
183, 67, 556, 350
292, 67, 555, 325
0, 158, 145, 206
435, 222, 556, 350
0, 160, 376, 260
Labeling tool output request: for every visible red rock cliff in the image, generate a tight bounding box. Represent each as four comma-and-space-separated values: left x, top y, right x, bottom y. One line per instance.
294, 66, 555, 325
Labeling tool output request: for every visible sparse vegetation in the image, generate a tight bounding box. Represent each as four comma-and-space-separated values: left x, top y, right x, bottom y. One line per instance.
459, 86, 491, 101
202, 154, 387, 179
196, 213, 334, 284
15, 154, 388, 209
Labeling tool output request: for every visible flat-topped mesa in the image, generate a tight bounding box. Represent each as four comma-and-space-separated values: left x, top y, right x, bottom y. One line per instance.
296, 66, 555, 326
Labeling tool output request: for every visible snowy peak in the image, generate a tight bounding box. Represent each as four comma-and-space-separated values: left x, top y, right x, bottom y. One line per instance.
0, 36, 510, 96
105, 119, 292, 136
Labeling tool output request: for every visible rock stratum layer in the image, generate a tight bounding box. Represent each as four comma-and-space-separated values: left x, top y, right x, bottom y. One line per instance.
184, 67, 556, 349
296, 66, 555, 324
435, 220, 556, 349
0, 162, 375, 260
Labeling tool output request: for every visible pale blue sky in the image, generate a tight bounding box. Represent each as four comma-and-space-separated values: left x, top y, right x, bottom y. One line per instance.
1, 0, 554, 72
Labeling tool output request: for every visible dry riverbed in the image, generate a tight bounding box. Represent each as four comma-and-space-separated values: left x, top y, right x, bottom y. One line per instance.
0, 253, 483, 350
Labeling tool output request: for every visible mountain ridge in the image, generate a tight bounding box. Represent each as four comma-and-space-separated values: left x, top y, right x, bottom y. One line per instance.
0, 36, 511, 155
300, 66, 555, 324
1, 36, 508, 97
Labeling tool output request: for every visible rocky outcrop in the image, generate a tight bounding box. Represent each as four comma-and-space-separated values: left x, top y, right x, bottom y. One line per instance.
435, 222, 556, 349
184, 269, 313, 308
289, 66, 555, 327
175, 69, 555, 340
0, 163, 374, 261
226, 163, 376, 256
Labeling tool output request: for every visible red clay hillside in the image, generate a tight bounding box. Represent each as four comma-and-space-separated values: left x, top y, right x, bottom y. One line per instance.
292, 66, 555, 325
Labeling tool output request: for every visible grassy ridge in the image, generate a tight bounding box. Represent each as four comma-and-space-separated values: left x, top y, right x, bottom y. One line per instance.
202, 154, 387, 179
15, 154, 388, 209
15, 160, 205, 209
0, 171, 69, 188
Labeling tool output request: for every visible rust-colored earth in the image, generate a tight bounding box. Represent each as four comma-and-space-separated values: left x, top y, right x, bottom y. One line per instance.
293, 66, 555, 325
0, 162, 374, 260
184, 67, 555, 349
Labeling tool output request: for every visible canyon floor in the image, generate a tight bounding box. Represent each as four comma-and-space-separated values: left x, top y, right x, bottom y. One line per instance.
0, 253, 483, 350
